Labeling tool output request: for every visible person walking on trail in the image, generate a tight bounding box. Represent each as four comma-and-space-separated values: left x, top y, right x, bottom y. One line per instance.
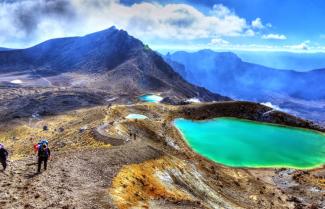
37, 143, 51, 173
0, 144, 8, 171
34, 139, 48, 154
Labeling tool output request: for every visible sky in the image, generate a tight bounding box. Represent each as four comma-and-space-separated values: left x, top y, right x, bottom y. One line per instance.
1, 0, 325, 52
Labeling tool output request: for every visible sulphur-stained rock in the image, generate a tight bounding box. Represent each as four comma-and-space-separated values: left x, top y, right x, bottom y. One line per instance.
0, 101, 324, 209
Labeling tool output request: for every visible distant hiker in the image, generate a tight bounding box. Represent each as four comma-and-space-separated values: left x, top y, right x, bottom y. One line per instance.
37, 143, 51, 173
0, 144, 8, 171
79, 126, 87, 133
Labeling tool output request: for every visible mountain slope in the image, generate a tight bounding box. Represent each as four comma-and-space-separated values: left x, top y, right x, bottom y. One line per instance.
165, 50, 325, 124
165, 50, 325, 100
0, 47, 12, 51
0, 28, 228, 102
0, 27, 144, 75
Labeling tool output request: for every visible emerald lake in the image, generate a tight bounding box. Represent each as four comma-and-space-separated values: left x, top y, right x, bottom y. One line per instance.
174, 118, 325, 169
139, 94, 163, 103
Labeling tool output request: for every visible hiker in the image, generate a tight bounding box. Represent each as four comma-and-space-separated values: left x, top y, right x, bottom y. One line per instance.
34, 139, 49, 153
0, 144, 8, 171
37, 143, 51, 173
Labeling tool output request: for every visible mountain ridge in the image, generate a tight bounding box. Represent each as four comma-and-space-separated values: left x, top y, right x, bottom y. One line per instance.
165, 50, 325, 123
235, 50, 325, 71
0, 47, 12, 51
0, 27, 228, 102
165, 50, 325, 100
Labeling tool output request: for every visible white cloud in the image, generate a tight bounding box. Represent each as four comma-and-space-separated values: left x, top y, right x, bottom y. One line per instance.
212, 4, 233, 17
0, 0, 257, 47
244, 29, 255, 37
119, 3, 249, 39
153, 42, 325, 53
266, 23, 272, 28
285, 40, 310, 50
207, 40, 316, 52
262, 34, 287, 40
209, 38, 229, 45
251, 17, 264, 29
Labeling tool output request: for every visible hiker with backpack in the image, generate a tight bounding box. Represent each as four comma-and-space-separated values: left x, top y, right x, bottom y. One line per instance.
36, 141, 51, 173
0, 143, 8, 171
34, 139, 48, 153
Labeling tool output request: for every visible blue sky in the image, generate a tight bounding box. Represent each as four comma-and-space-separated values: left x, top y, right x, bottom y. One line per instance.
1, 0, 325, 52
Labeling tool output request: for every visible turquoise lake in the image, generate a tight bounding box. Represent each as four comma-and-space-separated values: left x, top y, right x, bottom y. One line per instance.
174, 118, 325, 169
139, 94, 163, 103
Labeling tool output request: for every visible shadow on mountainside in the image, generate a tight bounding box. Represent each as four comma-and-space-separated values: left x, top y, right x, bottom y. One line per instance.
0, 88, 118, 123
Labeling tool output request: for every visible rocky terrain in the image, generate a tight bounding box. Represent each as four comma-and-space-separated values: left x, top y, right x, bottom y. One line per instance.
0, 27, 324, 209
0, 101, 324, 209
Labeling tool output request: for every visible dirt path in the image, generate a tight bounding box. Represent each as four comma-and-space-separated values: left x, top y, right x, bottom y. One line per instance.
0, 143, 163, 209
93, 123, 125, 146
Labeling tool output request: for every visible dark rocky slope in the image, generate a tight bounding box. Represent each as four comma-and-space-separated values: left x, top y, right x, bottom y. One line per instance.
0, 47, 12, 51
0, 27, 228, 102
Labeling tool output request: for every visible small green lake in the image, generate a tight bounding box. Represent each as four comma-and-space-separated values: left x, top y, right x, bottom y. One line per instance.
174, 118, 325, 169
139, 94, 163, 103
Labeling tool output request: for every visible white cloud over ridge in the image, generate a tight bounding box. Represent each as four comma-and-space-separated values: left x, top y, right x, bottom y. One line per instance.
155, 40, 322, 53
0, 0, 259, 48
209, 38, 229, 45
284, 40, 310, 50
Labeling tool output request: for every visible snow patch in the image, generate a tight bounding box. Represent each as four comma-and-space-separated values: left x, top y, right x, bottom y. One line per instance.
261, 102, 282, 111
155, 171, 174, 185
309, 187, 322, 193
126, 114, 148, 119
261, 102, 293, 115
106, 97, 118, 102
10, 79, 23, 84
165, 137, 180, 150
32, 113, 40, 119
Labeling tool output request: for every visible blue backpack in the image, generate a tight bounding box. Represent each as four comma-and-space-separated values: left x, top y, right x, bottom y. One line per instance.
38, 140, 48, 146
38, 139, 49, 157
